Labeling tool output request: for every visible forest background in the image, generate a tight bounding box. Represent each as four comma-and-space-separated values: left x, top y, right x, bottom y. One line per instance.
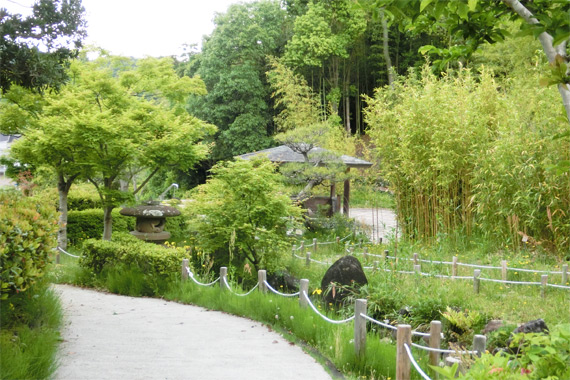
1, 0, 569, 255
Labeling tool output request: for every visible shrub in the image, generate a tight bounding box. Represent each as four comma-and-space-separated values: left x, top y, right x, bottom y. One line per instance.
66, 208, 135, 244
0, 191, 58, 299
67, 183, 101, 211
80, 238, 190, 279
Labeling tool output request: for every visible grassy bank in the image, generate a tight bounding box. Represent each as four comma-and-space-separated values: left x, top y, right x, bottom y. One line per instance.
0, 281, 63, 380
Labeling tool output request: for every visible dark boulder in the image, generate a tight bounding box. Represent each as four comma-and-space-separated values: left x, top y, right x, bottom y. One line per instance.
321, 256, 368, 305
507, 319, 549, 352
267, 271, 299, 292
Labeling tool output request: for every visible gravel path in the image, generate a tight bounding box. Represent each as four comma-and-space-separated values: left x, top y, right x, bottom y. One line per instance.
54, 284, 332, 380
348, 207, 397, 243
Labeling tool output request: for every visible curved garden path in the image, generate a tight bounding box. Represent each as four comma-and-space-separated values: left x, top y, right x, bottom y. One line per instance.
348, 207, 397, 243
54, 284, 332, 380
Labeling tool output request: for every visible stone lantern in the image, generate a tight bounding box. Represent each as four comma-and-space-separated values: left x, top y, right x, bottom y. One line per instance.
119, 201, 181, 243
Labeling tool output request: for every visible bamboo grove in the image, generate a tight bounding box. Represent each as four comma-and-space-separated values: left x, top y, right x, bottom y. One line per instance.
365, 59, 570, 253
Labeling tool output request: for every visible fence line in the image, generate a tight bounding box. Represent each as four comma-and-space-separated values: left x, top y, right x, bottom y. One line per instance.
180, 262, 489, 380
403, 343, 432, 380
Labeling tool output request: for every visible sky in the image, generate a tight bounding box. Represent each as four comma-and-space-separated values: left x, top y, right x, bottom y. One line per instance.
2, 0, 241, 58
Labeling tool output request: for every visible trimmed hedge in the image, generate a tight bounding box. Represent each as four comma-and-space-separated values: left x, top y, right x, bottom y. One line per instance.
67, 184, 101, 211
66, 209, 135, 244
79, 237, 190, 278
0, 191, 58, 298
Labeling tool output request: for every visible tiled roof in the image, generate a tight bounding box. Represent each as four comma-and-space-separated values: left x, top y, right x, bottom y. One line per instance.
237, 145, 372, 169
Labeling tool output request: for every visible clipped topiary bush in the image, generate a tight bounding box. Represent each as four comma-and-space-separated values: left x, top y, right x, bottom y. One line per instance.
0, 191, 58, 298
80, 238, 189, 278
67, 183, 101, 211
66, 209, 135, 245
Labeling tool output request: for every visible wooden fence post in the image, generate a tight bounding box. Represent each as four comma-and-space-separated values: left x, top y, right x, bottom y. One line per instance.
396, 324, 412, 380
383, 250, 389, 261
452, 256, 458, 278
473, 334, 486, 357
363, 246, 368, 260
313, 238, 318, 252
501, 260, 508, 281
258, 270, 267, 294
336, 236, 340, 244
414, 264, 421, 274
562, 264, 568, 286
373, 261, 379, 272
306, 252, 311, 267
413, 253, 419, 266
473, 269, 481, 294
354, 299, 367, 359
299, 279, 309, 308
429, 321, 442, 378
541, 275, 548, 298
300, 241, 305, 254
220, 267, 228, 291
292, 245, 296, 258
181, 259, 189, 281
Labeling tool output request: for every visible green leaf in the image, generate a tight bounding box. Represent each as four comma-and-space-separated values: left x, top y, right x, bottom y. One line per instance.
468, 0, 478, 12
420, 0, 434, 12
552, 30, 570, 47
418, 45, 436, 54
457, 2, 469, 20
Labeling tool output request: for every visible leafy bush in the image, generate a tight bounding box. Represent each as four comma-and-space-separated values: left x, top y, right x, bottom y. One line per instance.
79, 238, 190, 279
0, 191, 58, 298
189, 158, 302, 275
66, 208, 135, 244
67, 183, 101, 211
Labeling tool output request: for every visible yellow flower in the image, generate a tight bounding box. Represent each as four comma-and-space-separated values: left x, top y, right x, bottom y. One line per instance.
312, 288, 322, 295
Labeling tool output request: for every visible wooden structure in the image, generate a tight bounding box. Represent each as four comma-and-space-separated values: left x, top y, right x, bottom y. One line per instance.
237, 145, 372, 215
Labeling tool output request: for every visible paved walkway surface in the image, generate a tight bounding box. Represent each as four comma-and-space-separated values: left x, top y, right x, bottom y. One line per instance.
54, 284, 332, 380
348, 207, 397, 243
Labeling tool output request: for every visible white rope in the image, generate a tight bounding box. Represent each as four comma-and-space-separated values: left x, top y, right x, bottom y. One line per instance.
186, 267, 220, 286
222, 276, 259, 296
339, 233, 352, 242
479, 277, 541, 285
57, 246, 81, 258
359, 313, 397, 331
508, 267, 563, 275
418, 259, 453, 265
403, 343, 433, 380
546, 283, 570, 290
457, 262, 502, 270
410, 342, 477, 355
293, 253, 305, 259
309, 258, 330, 265
302, 291, 355, 324
317, 241, 335, 246
263, 281, 300, 297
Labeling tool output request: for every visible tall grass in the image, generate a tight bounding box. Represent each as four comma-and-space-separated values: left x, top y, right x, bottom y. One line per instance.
0, 281, 63, 380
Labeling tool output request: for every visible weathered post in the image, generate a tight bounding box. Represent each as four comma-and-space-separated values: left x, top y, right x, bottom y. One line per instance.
258, 270, 267, 294
501, 260, 508, 281
220, 267, 228, 291
396, 324, 412, 380
562, 264, 568, 286
541, 275, 548, 298
300, 241, 305, 254
181, 259, 189, 281
413, 253, 419, 266
292, 244, 297, 258
473, 334, 486, 358
363, 246, 368, 260
336, 236, 340, 244
452, 256, 458, 278
354, 299, 367, 359
473, 269, 481, 294
299, 279, 309, 308
414, 264, 421, 274
306, 252, 311, 267
383, 249, 389, 261
429, 321, 442, 377
373, 260, 379, 272
313, 238, 318, 252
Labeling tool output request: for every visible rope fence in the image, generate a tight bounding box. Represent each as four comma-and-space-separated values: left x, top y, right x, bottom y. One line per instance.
54, 246, 81, 263
179, 260, 489, 380
291, 244, 570, 293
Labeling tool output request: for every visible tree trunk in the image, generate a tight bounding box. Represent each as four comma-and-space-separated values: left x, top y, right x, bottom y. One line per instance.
102, 206, 114, 241
344, 81, 351, 135
57, 180, 70, 250
381, 10, 395, 87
